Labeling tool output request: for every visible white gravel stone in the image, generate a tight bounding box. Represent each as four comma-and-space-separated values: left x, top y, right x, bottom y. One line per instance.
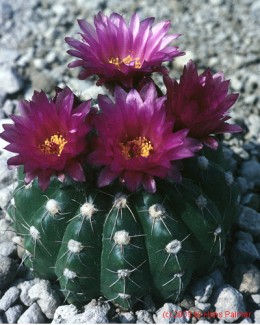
0, 66, 23, 94
190, 276, 215, 303
0, 287, 20, 311
17, 279, 41, 306
251, 294, 260, 306
52, 301, 109, 324
254, 310, 260, 323
135, 310, 154, 324
232, 264, 260, 294
17, 302, 45, 324
28, 279, 61, 319
0, 183, 16, 210
153, 303, 188, 323
212, 285, 246, 323
5, 304, 24, 324
0, 256, 17, 290
194, 301, 211, 312
0, 241, 17, 257
118, 311, 136, 323
52, 304, 78, 324
0, 218, 15, 243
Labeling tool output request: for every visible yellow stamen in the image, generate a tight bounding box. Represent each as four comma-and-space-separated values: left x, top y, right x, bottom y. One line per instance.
108, 57, 120, 68
120, 136, 153, 160
108, 55, 142, 69
39, 134, 67, 156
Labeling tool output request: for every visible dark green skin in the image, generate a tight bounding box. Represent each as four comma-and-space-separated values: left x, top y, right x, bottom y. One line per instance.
10, 144, 240, 309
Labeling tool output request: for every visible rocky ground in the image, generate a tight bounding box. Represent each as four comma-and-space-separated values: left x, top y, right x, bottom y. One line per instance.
0, 0, 259, 323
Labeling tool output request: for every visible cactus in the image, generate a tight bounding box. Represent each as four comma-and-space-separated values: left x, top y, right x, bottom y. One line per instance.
9, 143, 240, 310
2, 12, 242, 311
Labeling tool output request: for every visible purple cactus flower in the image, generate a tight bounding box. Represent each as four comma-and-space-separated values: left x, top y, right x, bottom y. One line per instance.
164, 60, 242, 149
65, 12, 184, 89
88, 82, 201, 193
0, 88, 92, 190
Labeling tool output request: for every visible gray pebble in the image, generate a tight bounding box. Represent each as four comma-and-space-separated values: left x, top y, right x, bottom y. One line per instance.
0, 49, 18, 66
17, 302, 45, 324
0, 256, 17, 290
190, 276, 215, 303
212, 285, 246, 323
5, 304, 24, 324
118, 311, 136, 323
30, 69, 56, 93
254, 310, 260, 323
135, 310, 154, 324
232, 264, 260, 294
251, 294, 260, 306
0, 286, 20, 311
0, 241, 17, 257
0, 218, 15, 244
231, 239, 259, 264
240, 161, 260, 189
237, 206, 260, 237
194, 301, 211, 312
0, 66, 23, 95
235, 231, 253, 242
17, 279, 41, 307
28, 279, 61, 319
208, 269, 225, 289
236, 177, 249, 195
241, 193, 260, 211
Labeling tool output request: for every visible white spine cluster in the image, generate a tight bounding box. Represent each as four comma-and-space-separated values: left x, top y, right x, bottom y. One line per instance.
80, 201, 97, 219
165, 239, 182, 254
29, 226, 41, 240
113, 193, 128, 209
63, 268, 77, 279
113, 230, 130, 245
148, 204, 166, 220
117, 269, 131, 279
68, 239, 84, 253
46, 199, 61, 215
196, 195, 207, 209
118, 293, 131, 300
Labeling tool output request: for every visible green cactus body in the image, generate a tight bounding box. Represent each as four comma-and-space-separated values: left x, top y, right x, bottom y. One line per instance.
10, 144, 240, 309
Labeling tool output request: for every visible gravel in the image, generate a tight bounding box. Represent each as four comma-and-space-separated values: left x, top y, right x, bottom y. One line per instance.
212, 285, 246, 323
0, 0, 259, 323
190, 276, 215, 303
0, 287, 21, 312
232, 264, 260, 294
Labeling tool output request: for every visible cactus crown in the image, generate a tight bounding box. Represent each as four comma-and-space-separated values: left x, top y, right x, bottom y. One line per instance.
2, 11, 241, 310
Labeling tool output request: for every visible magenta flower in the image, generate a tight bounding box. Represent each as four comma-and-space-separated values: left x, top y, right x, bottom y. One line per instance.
65, 12, 184, 89
164, 60, 242, 149
88, 82, 201, 193
0, 88, 91, 190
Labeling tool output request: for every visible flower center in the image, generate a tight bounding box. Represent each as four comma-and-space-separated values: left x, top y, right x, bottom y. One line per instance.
39, 134, 67, 156
108, 55, 141, 69
120, 136, 153, 160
